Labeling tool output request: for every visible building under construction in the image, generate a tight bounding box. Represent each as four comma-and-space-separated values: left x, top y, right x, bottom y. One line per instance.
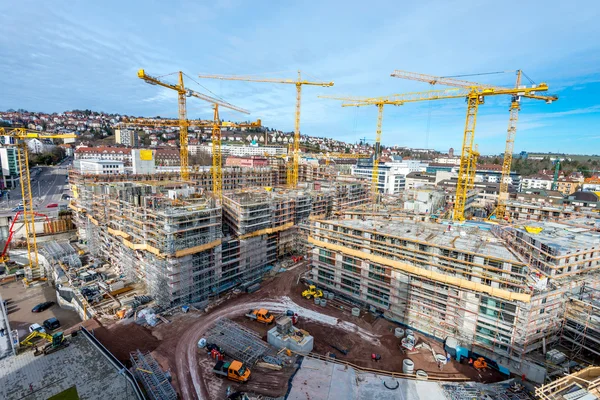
68, 168, 369, 308
308, 217, 600, 377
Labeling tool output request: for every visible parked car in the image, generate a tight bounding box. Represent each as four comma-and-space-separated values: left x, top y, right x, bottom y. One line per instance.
28, 323, 46, 334
46, 203, 58, 208
31, 301, 55, 313
12, 205, 24, 212
43, 317, 60, 331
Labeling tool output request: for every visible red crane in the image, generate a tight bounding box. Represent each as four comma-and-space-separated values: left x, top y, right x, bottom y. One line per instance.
1, 211, 52, 263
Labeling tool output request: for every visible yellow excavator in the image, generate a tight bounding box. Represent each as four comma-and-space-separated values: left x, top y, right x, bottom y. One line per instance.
20, 330, 69, 355
302, 285, 323, 300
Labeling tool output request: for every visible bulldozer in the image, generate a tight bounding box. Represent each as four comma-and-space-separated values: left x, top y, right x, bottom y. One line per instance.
302, 285, 323, 300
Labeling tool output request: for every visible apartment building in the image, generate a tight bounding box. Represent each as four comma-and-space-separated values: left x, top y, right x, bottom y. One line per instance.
521, 174, 554, 191
0, 147, 19, 189
191, 143, 287, 157
114, 128, 139, 147
75, 147, 132, 164
351, 159, 427, 194
78, 160, 125, 175
309, 218, 600, 378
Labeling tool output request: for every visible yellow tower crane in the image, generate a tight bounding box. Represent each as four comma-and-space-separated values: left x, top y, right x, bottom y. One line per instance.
197, 71, 334, 187
322, 81, 549, 219
0, 128, 76, 283
390, 70, 557, 221
137, 70, 249, 198
321, 88, 469, 205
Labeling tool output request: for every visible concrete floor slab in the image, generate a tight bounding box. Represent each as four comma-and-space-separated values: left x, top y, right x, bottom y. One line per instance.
288, 357, 447, 400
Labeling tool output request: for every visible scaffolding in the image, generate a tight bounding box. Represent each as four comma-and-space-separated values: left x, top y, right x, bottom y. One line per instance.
41, 241, 82, 270
559, 286, 600, 359
130, 350, 177, 400
205, 318, 271, 365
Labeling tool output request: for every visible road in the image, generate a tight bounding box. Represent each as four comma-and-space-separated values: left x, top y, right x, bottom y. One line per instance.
0, 158, 72, 215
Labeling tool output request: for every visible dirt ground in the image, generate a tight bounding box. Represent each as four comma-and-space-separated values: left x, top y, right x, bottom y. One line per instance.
0, 279, 82, 340
90, 261, 505, 399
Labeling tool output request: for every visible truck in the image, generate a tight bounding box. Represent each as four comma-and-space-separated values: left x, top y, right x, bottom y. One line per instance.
212, 360, 251, 383
245, 308, 274, 324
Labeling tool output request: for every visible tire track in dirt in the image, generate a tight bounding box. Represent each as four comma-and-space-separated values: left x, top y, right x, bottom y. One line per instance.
176, 296, 381, 399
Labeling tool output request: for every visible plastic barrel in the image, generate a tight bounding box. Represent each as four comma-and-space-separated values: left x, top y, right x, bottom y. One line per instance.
320, 299, 327, 307
394, 328, 404, 338
323, 291, 329, 298
415, 370, 428, 380
406, 329, 414, 337
351, 308, 360, 317
402, 359, 414, 374
328, 292, 334, 300
314, 298, 321, 305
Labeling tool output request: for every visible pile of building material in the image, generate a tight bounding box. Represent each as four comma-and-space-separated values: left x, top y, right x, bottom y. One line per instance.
205, 318, 271, 365
267, 316, 314, 354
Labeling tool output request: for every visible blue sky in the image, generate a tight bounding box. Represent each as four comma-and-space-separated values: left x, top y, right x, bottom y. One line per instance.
1, 0, 599, 155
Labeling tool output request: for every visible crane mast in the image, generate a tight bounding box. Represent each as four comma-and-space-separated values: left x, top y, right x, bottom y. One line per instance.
198, 71, 334, 188
390, 69, 556, 221
138, 69, 249, 199
0, 128, 76, 284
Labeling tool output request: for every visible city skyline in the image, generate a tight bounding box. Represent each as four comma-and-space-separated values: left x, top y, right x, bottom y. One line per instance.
0, 0, 598, 154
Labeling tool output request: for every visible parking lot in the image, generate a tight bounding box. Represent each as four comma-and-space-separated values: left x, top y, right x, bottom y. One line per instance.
0, 280, 81, 339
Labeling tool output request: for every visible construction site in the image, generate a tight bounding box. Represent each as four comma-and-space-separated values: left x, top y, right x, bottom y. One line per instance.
2, 68, 600, 400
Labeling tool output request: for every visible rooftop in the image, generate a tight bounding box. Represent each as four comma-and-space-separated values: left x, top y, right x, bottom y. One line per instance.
325, 219, 520, 261
512, 222, 600, 255
0, 332, 139, 400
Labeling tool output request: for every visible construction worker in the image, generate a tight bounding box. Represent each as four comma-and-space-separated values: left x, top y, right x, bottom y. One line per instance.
468, 357, 473, 366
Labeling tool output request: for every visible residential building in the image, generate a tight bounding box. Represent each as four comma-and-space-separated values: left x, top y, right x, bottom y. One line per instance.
78, 160, 125, 175
521, 174, 553, 191
474, 164, 521, 190
309, 218, 600, 380
0, 147, 19, 189
351, 158, 427, 195
27, 138, 55, 154
405, 172, 435, 190
433, 156, 461, 165
155, 149, 179, 166
114, 128, 139, 147
75, 147, 132, 164
191, 144, 287, 157
582, 177, 600, 192
225, 155, 269, 168
555, 178, 581, 195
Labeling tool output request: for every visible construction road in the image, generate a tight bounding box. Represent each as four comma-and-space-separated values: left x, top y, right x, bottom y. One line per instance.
175, 264, 311, 400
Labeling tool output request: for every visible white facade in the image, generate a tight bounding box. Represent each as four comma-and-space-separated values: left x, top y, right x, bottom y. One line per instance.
78, 160, 125, 175
0, 147, 19, 188
521, 176, 553, 191
433, 157, 461, 165
75, 148, 132, 163
351, 160, 427, 194
582, 183, 600, 192
27, 138, 55, 154
191, 144, 287, 157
